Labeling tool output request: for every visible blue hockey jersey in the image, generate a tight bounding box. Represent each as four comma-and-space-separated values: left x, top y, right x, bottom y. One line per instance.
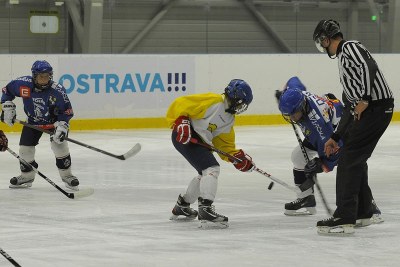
1, 76, 73, 125
298, 91, 343, 172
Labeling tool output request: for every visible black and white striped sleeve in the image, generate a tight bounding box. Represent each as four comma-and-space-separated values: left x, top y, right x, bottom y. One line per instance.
342, 42, 377, 101
339, 41, 392, 103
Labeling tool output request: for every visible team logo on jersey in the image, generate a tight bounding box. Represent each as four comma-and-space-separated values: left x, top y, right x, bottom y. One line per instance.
19, 86, 31, 98
1, 87, 6, 94
322, 108, 330, 121
207, 123, 217, 133
49, 95, 57, 105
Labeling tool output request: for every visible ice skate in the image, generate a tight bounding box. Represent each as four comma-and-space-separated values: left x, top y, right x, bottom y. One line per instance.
9, 175, 34, 189
62, 175, 79, 191
198, 198, 229, 229
355, 202, 384, 227
170, 195, 198, 221
317, 217, 355, 236
284, 195, 316, 216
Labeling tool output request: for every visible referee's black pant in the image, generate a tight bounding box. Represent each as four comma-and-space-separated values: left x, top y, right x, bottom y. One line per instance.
333, 99, 394, 222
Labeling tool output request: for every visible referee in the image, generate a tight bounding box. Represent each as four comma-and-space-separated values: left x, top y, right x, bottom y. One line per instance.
312, 19, 394, 235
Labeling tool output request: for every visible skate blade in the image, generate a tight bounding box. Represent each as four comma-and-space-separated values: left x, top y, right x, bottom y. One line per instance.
371, 214, 384, 224
9, 183, 32, 189
169, 214, 197, 221
284, 207, 316, 216
355, 218, 372, 228
317, 225, 355, 236
356, 214, 384, 228
198, 220, 229, 229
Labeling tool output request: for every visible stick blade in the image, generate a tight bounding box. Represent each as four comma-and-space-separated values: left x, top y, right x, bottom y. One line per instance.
119, 143, 141, 160
69, 187, 95, 199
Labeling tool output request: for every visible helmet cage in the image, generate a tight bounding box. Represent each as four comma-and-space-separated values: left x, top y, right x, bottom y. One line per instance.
230, 98, 249, 115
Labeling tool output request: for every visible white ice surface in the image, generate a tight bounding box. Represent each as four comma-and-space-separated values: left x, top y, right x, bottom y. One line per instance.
1, 124, 400, 267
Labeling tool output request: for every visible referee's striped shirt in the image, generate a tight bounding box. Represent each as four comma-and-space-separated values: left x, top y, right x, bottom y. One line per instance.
336, 40, 393, 105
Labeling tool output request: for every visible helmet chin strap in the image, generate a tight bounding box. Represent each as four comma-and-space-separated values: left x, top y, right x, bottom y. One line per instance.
327, 50, 337, 59
324, 39, 337, 59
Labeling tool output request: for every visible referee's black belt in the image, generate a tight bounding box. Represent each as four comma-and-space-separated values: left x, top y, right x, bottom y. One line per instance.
369, 98, 394, 107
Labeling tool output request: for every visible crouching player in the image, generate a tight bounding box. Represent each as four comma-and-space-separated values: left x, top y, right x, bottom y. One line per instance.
276, 77, 382, 226
166, 79, 255, 228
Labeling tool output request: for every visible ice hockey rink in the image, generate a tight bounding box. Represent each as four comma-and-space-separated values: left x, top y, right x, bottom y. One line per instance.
1, 124, 399, 267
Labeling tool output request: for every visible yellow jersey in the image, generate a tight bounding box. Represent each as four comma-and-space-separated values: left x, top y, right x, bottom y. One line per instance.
166, 93, 239, 161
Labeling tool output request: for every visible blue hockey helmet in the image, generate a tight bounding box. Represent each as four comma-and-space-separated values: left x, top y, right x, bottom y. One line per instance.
285, 76, 306, 92
31, 60, 53, 90
224, 79, 253, 114
278, 88, 307, 123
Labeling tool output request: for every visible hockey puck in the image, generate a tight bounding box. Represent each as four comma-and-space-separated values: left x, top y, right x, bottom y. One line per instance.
268, 182, 274, 190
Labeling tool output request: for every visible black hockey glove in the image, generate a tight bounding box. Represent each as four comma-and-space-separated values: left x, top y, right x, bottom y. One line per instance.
275, 90, 283, 104
304, 158, 323, 180
0, 130, 8, 152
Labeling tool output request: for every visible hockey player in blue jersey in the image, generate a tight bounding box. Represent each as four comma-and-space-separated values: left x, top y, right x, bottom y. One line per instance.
0, 60, 79, 190
277, 77, 343, 216
277, 77, 382, 226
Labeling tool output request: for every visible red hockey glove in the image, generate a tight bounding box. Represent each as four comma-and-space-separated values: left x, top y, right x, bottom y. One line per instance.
231, 149, 255, 172
174, 116, 191, 144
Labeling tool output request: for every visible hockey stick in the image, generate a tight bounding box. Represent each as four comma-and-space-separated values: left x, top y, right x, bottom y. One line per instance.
15, 119, 141, 160
6, 147, 94, 199
0, 248, 21, 267
190, 138, 301, 194
291, 123, 333, 215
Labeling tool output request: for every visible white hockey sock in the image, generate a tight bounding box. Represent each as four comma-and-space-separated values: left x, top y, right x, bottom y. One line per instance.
182, 175, 201, 204
199, 166, 220, 202
295, 184, 313, 199
58, 167, 73, 179
19, 145, 36, 179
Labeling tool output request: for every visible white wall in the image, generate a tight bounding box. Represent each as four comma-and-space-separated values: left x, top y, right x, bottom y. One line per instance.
0, 54, 398, 119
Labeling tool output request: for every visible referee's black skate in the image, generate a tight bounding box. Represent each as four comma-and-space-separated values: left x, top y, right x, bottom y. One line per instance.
9, 175, 34, 188
170, 195, 198, 221
355, 200, 384, 227
284, 194, 316, 216
198, 198, 229, 229
317, 217, 355, 236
